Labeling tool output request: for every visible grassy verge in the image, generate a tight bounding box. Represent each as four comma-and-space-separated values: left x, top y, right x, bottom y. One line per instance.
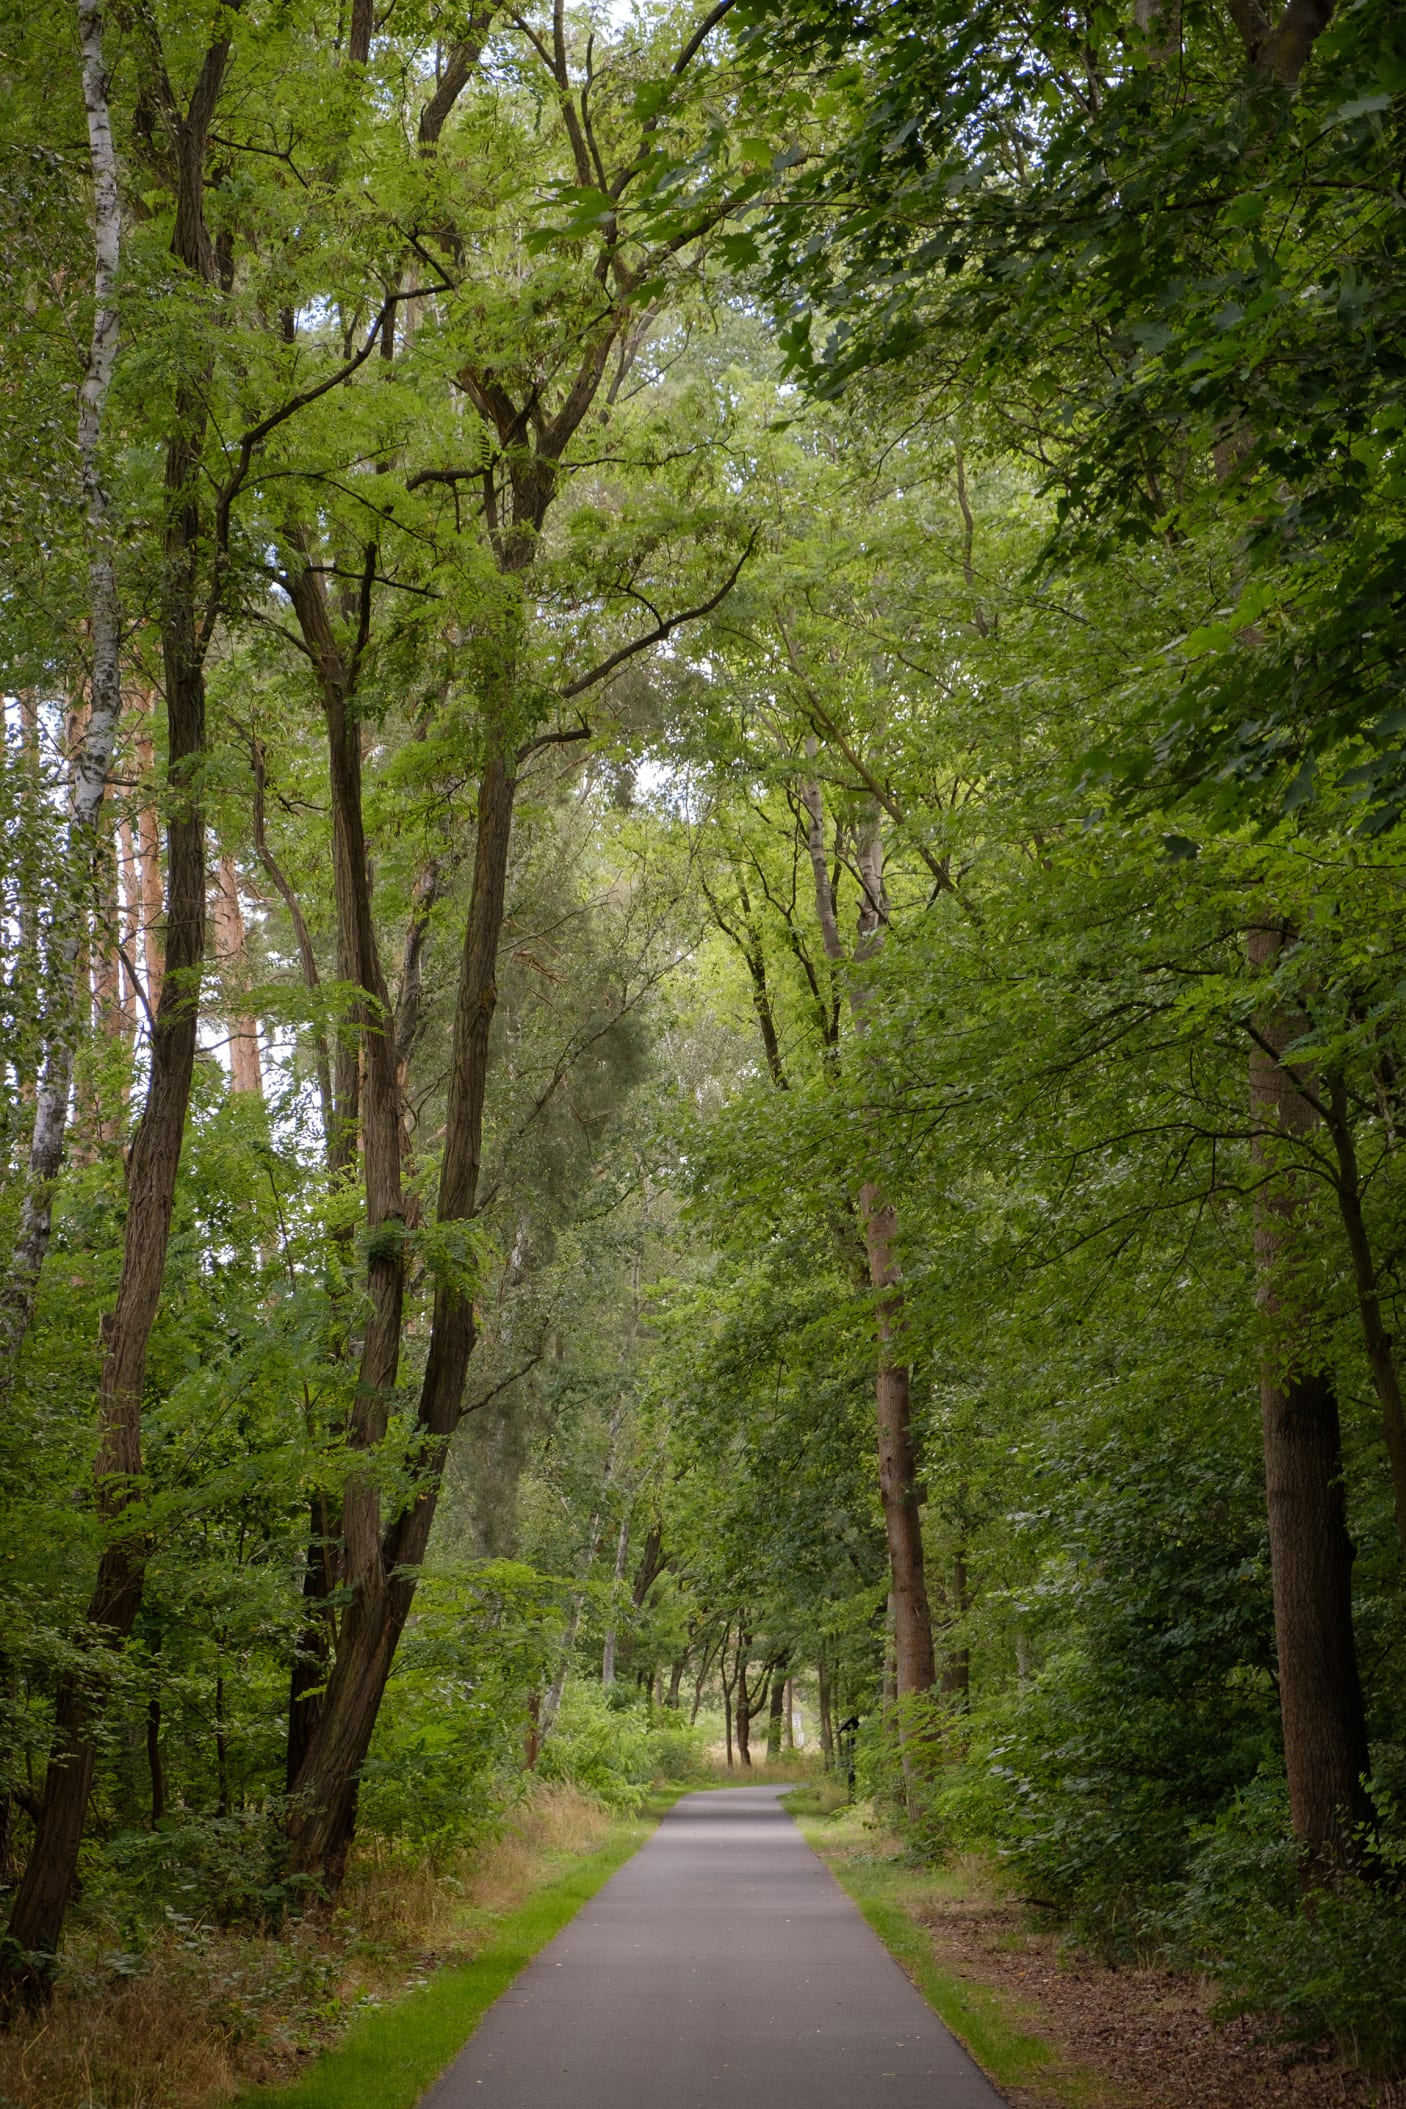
233, 1791, 679, 2109
785, 1791, 1116, 2109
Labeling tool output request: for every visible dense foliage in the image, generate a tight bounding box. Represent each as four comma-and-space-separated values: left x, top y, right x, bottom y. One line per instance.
2, 0, 1405, 2088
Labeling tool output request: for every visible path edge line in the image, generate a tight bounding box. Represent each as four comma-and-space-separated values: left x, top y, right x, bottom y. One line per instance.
234, 1791, 685, 2109
784, 1795, 1111, 2109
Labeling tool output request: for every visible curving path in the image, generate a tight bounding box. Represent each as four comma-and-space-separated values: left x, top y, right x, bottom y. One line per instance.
420, 1782, 1008, 2109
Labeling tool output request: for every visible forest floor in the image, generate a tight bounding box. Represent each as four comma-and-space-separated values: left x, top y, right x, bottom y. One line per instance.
790, 1794, 1405, 2109
0, 1783, 640, 2109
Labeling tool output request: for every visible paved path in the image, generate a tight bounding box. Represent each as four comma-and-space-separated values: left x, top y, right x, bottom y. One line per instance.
421, 1782, 1008, 2109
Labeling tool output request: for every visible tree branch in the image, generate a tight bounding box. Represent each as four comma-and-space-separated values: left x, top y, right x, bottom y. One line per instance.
561, 531, 757, 699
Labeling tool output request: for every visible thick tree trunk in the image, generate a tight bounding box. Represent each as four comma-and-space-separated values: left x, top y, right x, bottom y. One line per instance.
1248, 924, 1374, 1867
0, 13, 228, 2004
1, 542, 209, 2010
285, 736, 518, 1885
278, 551, 408, 1794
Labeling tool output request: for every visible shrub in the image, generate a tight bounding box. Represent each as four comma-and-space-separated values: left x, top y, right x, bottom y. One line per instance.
537, 1682, 655, 1810
537, 1684, 709, 1807
1163, 1773, 1406, 2074
930, 1435, 1280, 1945
95, 1807, 304, 1930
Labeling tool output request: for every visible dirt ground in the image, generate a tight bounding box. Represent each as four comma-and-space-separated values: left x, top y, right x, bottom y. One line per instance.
914, 1889, 1404, 2109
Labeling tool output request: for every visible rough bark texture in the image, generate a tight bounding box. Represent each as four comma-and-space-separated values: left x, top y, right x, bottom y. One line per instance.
285, 735, 518, 1884
1248, 924, 1374, 1866
0, 14, 229, 2006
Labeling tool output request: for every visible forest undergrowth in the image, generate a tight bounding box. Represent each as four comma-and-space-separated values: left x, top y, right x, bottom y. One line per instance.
3, 0, 1406, 2093
796, 1794, 1406, 2109
0, 1781, 622, 2109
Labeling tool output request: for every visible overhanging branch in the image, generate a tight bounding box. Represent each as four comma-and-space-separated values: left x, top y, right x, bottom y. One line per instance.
561, 529, 757, 700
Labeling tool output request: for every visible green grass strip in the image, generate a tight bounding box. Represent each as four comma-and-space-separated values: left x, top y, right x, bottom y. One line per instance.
787, 1799, 1112, 2109
235, 1797, 677, 2109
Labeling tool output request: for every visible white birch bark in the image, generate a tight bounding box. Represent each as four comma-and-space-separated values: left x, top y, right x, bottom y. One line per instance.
2, 0, 125, 1369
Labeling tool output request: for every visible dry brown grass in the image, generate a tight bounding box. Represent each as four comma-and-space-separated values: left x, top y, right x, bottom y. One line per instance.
0, 1782, 618, 2109
695, 1754, 825, 1785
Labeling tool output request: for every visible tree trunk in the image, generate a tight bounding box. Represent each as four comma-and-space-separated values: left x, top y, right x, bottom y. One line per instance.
882, 1593, 897, 1711
766, 1664, 787, 1762
146, 1698, 165, 1828
251, 737, 332, 1136
286, 1491, 338, 1790
277, 548, 408, 1810
801, 781, 937, 1707
524, 1691, 542, 1772
0, 0, 125, 1380
691, 1626, 723, 1726
212, 852, 263, 1096
2, 552, 209, 2008
116, 813, 142, 1032
0, 14, 228, 2005
1248, 924, 1374, 1867
131, 693, 166, 1012
866, 1194, 936, 1699
940, 1551, 971, 1701
215, 1671, 230, 1818
817, 1652, 834, 1770
720, 1622, 737, 1767
284, 735, 520, 1886
537, 1594, 584, 1764
735, 1640, 769, 1770
1322, 1072, 1406, 1564
601, 1513, 630, 1687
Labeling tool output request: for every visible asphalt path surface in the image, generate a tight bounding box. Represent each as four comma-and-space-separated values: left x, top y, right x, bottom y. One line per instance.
421, 1782, 1008, 2109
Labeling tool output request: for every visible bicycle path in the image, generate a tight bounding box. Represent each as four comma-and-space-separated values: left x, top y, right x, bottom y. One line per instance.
420, 1781, 1008, 2109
